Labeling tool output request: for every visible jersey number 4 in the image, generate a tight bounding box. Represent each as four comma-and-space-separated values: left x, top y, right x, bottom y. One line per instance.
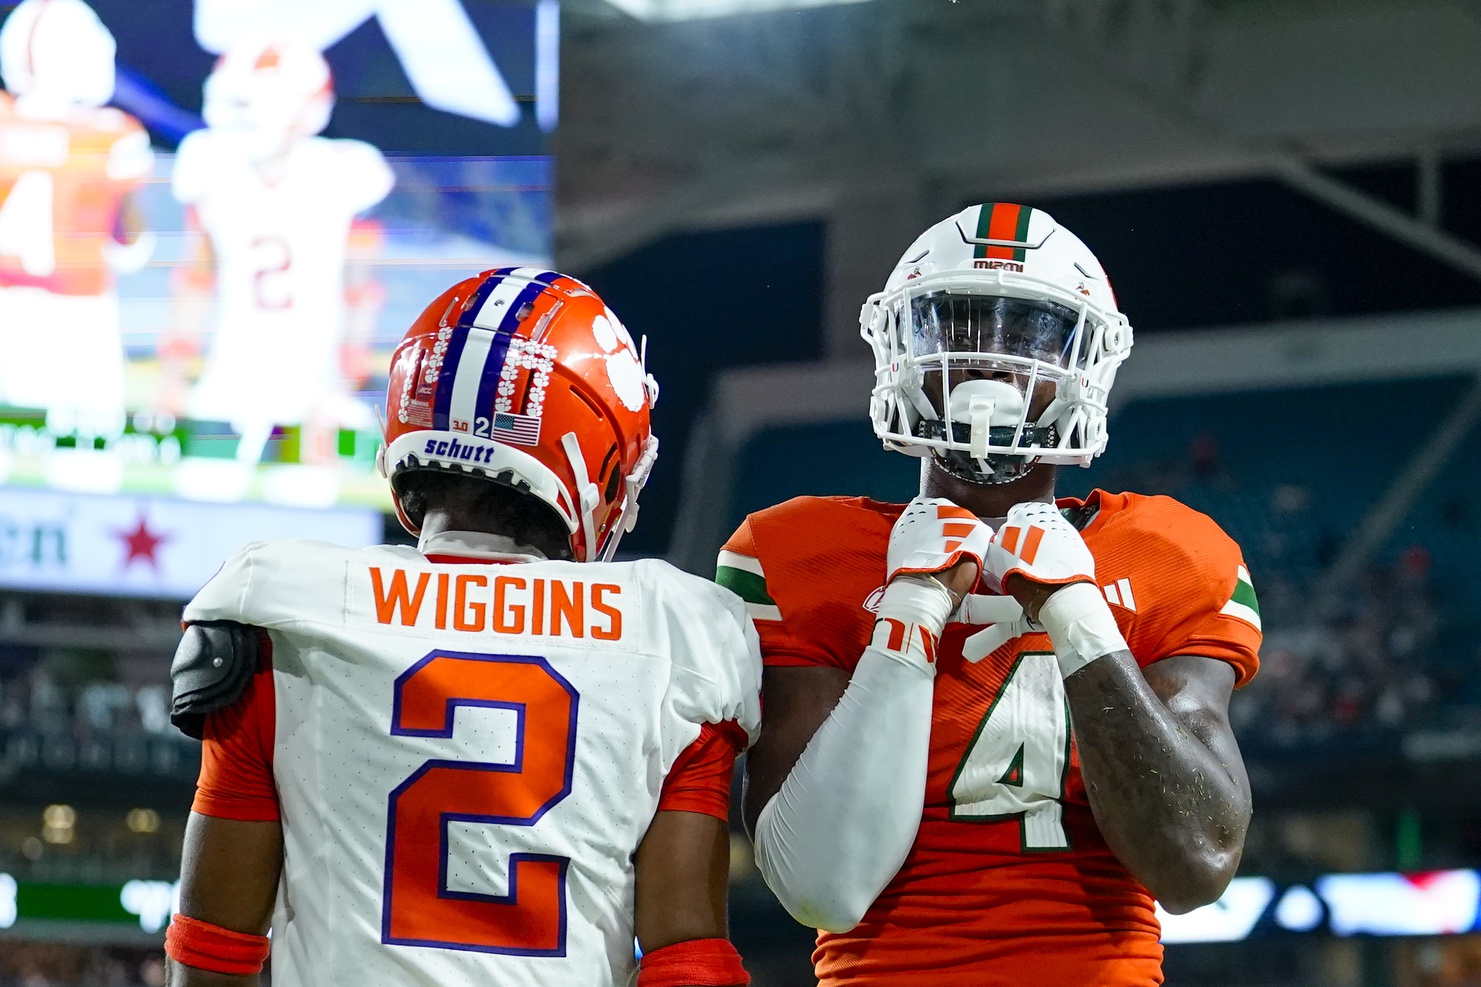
947, 650, 1073, 851
381, 651, 578, 956
0, 171, 56, 276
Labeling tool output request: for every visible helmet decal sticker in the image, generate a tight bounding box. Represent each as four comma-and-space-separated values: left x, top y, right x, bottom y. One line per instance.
592, 312, 646, 413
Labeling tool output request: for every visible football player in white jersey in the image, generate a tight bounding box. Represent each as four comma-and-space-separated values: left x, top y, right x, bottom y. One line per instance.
0, 0, 153, 440
163, 39, 394, 465
164, 269, 760, 987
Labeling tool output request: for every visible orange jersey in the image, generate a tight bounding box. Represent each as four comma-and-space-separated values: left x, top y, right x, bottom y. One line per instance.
0, 94, 152, 295
719, 490, 1261, 987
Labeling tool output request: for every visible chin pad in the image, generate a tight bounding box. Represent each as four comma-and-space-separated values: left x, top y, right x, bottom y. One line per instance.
170, 621, 264, 740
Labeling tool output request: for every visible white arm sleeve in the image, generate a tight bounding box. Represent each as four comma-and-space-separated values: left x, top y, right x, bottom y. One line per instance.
751, 644, 935, 933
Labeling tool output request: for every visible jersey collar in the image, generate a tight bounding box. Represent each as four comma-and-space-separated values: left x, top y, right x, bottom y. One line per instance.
418, 530, 548, 565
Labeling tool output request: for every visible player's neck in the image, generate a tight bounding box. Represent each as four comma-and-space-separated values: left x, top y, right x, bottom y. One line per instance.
419, 504, 571, 562
418, 528, 548, 563
919, 458, 1056, 525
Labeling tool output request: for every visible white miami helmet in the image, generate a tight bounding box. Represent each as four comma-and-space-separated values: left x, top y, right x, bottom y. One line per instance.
203, 40, 333, 162
0, 0, 117, 109
860, 202, 1133, 485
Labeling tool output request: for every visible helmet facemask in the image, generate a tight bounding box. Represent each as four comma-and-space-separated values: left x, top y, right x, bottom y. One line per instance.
864, 271, 1130, 484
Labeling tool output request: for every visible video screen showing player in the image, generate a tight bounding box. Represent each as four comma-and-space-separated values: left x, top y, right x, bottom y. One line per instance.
0, 7, 553, 513
160, 40, 394, 478
0, 0, 153, 443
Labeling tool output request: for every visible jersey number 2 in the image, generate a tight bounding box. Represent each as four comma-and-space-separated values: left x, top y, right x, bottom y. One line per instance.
947, 650, 1072, 851
381, 651, 579, 956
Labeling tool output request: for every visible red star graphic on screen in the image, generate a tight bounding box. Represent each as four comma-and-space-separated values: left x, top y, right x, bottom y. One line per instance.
114, 513, 171, 571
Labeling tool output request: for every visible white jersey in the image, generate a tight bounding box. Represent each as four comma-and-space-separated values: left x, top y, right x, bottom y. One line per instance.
172, 130, 393, 425
183, 538, 762, 987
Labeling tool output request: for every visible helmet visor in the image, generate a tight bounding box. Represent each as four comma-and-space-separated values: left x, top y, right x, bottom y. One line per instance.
908, 293, 1081, 369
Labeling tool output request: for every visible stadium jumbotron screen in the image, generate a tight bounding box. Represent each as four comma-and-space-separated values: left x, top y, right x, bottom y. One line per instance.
0, 0, 555, 595
0, 154, 551, 510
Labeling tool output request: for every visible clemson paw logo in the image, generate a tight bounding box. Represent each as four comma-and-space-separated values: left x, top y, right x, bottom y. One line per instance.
591, 310, 647, 412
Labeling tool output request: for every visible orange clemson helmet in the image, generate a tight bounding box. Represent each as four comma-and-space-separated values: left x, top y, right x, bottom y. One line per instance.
378, 268, 660, 562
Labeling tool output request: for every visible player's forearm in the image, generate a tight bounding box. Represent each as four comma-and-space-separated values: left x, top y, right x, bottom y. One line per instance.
1066, 653, 1249, 913
752, 648, 934, 932
166, 960, 259, 987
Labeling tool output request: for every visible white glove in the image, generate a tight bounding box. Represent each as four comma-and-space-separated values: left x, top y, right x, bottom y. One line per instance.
874, 498, 995, 674
971, 502, 1128, 678
982, 501, 1096, 594
887, 497, 994, 582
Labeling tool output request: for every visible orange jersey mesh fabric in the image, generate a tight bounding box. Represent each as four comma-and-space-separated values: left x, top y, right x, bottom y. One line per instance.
0, 95, 151, 295
718, 491, 1261, 987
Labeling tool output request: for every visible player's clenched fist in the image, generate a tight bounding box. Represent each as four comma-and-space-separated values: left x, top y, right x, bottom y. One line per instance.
887, 497, 993, 586
982, 501, 1096, 594
874, 498, 993, 674
979, 501, 1128, 679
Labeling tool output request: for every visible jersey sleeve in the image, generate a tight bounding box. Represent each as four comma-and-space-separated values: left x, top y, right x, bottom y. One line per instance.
716, 518, 802, 662
647, 560, 764, 749
1113, 500, 1262, 686
656, 720, 747, 820
183, 540, 327, 631
191, 648, 278, 822
184, 542, 264, 625
105, 121, 153, 184
717, 502, 880, 672
332, 139, 394, 215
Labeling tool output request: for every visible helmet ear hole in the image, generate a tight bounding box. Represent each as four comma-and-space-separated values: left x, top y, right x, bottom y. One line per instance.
600, 444, 621, 503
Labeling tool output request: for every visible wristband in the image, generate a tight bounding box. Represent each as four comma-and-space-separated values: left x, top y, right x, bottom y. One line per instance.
1036, 582, 1129, 679
638, 937, 749, 987
873, 574, 955, 672
165, 914, 270, 976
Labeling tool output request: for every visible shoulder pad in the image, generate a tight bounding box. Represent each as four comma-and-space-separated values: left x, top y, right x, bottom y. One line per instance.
170, 621, 263, 740
1061, 500, 1100, 532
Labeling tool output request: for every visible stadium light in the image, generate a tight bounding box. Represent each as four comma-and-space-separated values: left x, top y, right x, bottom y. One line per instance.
601, 0, 871, 21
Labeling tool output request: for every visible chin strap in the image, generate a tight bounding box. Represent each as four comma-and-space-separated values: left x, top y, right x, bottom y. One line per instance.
561, 431, 601, 562
596, 434, 660, 563
560, 430, 662, 564
623, 434, 660, 531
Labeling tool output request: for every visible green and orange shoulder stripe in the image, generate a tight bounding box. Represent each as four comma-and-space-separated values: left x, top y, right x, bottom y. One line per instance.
714, 498, 902, 672
715, 519, 782, 625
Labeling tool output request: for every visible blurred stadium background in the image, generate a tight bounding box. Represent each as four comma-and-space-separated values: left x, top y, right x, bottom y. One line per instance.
2, 0, 1481, 984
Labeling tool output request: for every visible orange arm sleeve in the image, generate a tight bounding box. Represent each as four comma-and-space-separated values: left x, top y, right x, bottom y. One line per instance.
191, 647, 279, 823
657, 721, 746, 821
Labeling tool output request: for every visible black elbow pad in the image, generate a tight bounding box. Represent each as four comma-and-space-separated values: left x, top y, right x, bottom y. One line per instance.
170, 621, 263, 740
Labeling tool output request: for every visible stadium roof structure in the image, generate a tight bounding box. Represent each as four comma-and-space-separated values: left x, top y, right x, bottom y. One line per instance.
559, 0, 1481, 348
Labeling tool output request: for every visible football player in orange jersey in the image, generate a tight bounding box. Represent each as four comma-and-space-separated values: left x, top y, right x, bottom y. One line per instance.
0, 0, 153, 441
718, 203, 1261, 986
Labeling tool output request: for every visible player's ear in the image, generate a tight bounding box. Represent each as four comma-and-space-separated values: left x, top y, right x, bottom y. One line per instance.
395, 476, 429, 531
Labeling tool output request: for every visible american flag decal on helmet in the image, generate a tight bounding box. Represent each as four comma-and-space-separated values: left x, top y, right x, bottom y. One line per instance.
492, 411, 541, 446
